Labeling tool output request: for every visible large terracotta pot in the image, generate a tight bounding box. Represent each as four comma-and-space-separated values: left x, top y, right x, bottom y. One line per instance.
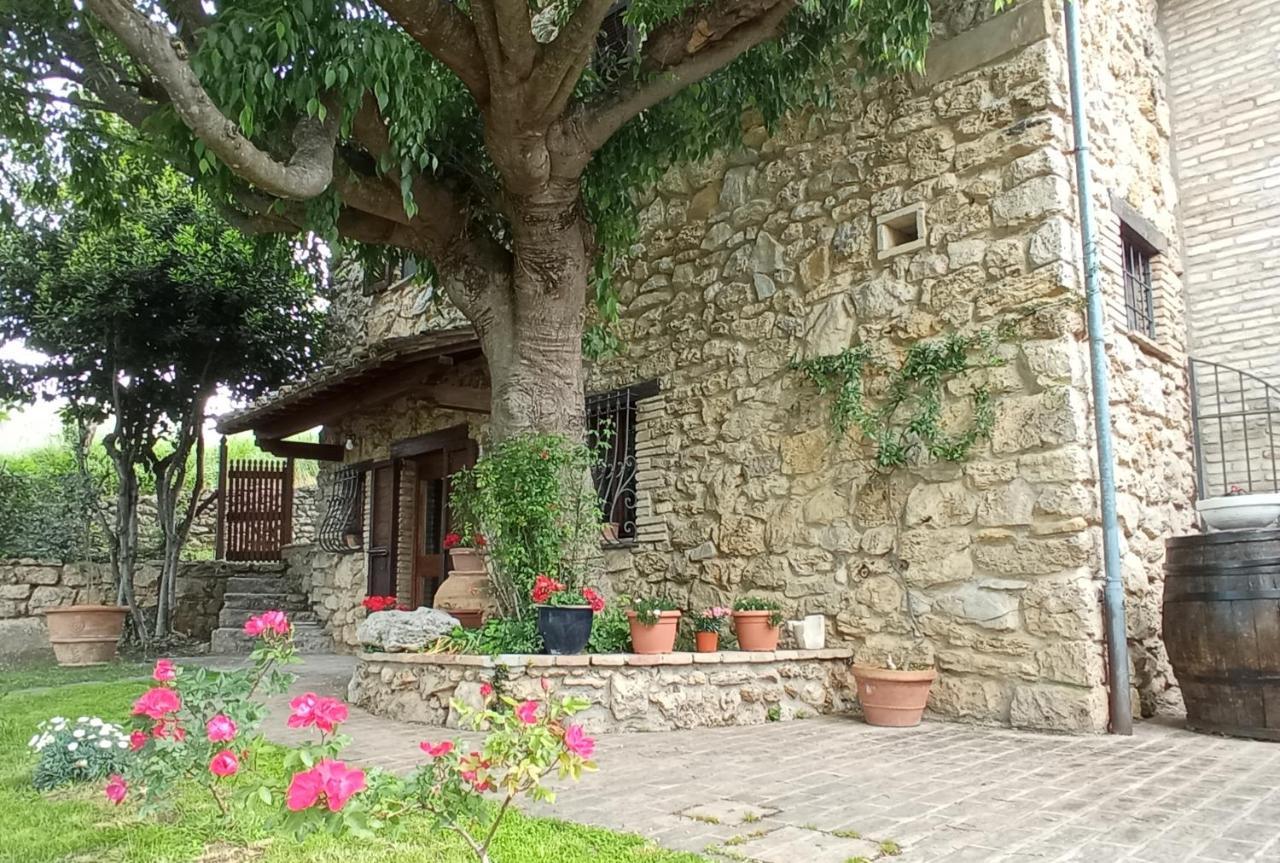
695, 631, 719, 653
451, 609, 485, 630
732, 610, 780, 651
627, 610, 681, 654
44, 605, 128, 666
436, 551, 498, 617
852, 665, 937, 727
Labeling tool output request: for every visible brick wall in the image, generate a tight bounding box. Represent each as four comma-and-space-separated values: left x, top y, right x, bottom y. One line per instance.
1162, 0, 1280, 496
1163, 0, 1280, 378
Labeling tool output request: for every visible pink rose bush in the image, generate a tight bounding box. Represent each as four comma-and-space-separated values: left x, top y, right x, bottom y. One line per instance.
111, 609, 299, 816
101, 616, 597, 863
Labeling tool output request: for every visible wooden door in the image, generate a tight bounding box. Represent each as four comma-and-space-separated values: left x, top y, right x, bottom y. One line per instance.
410, 437, 476, 608
366, 463, 396, 597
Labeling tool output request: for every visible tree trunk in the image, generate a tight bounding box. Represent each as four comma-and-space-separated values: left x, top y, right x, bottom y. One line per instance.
108, 454, 147, 642
474, 187, 591, 442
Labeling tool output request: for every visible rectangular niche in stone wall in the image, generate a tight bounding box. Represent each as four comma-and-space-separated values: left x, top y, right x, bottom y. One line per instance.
875, 203, 927, 261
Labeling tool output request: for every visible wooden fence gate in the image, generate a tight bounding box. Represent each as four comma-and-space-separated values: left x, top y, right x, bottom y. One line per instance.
216, 454, 294, 562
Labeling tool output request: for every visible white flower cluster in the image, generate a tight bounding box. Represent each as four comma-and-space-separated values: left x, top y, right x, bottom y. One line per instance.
28, 715, 131, 754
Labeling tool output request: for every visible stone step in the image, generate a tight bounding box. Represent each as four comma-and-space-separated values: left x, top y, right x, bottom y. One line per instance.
225, 575, 294, 595
218, 606, 316, 628
209, 622, 333, 655
220, 592, 308, 612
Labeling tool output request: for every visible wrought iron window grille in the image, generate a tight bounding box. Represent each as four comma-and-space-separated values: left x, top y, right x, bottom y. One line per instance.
1121, 226, 1157, 339
587, 380, 657, 545
317, 466, 366, 553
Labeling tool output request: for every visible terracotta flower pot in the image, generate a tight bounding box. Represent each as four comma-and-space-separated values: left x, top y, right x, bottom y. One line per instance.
447, 547, 485, 571
450, 609, 485, 630
43, 605, 128, 666
627, 610, 681, 654
695, 631, 719, 653
434, 570, 497, 616
732, 610, 780, 651
852, 665, 938, 727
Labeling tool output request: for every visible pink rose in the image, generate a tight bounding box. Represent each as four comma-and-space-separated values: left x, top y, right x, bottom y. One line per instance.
105, 774, 128, 805
420, 740, 455, 758
206, 714, 237, 743
288, 693, 348, 734
209, 749, 239, 778
129, 729, 148, 751
132, 687, 181, 720
243, 615, 266, 637
515, 700, 539, 725
259, 609, 290, 635
479, 683, 493, 698
152, 659, 176, 682
286, 760, 365, 812
563, 724, 595, 759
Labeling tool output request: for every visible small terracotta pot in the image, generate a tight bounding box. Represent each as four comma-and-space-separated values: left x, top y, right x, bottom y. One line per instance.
627, 610, 681, 654
732, 610, 780, 651
450, 609, 485, 630
852, 665, 938, 727
43, 605, 128, 666
601, 522, 621, 543
695, 631, 719, 653
447, 547, 485, 571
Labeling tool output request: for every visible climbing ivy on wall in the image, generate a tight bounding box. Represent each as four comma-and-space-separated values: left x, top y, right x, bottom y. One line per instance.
792, 330, 1003, 469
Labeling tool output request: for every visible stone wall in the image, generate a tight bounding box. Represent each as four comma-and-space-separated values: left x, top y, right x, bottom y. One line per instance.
284, 540, 366, 651
0, 558, 264, 661
350, 649, 858, 733
1071, 0, 1197, 717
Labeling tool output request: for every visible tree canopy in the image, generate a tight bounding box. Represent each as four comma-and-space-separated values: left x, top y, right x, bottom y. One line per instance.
0, 0, 935, 438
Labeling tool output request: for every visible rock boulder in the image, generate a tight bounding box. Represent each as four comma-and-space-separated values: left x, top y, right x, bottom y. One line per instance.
357, 608, 459, 652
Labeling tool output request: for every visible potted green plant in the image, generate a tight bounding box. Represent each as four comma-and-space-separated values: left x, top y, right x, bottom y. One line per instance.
690, 607, 730, 653
626, 597, 681, 654
532, 575, 605, 655
732, 597, 782, 651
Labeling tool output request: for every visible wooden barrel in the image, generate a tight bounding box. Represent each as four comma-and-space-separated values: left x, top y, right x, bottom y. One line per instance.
1163, 529, 1280, 741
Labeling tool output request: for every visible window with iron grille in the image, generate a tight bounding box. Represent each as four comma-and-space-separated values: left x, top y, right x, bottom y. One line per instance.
1121, 226, 1157, 338
586, 380, 657, 544
317, 466, 365, 552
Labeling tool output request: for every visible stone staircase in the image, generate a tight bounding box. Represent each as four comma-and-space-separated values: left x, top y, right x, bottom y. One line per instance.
209, 567, 333, 654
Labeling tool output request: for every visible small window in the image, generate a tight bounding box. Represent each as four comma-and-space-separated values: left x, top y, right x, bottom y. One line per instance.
1121, 226, 1157, 338
318, 467, 365, 552
875, 203, 927, 260
587, 382, 659, 545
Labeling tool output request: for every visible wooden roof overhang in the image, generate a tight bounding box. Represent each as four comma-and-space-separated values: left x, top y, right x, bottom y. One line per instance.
216, 327, 488, 459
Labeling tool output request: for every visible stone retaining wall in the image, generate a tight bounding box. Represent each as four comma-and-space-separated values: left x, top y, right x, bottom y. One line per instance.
0, 558, 278, 661
350, 649, 857, 733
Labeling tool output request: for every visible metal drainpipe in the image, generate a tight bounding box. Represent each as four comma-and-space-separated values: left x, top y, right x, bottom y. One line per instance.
1063, 0, 1133, 735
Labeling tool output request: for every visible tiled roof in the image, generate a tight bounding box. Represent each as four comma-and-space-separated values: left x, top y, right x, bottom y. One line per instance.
216, 326, 481, 436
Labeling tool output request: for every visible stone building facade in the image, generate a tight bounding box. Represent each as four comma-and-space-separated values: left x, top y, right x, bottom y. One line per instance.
220, 0, 1248, 732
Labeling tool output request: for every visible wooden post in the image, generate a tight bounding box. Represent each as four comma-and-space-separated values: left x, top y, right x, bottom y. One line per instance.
215, 437, 229, 560
282, 457, 295, 551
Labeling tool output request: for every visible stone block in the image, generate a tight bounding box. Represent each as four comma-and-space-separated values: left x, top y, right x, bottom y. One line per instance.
1009, 683, 1108, 733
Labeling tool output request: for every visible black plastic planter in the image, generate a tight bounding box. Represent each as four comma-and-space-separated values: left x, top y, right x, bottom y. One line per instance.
537, 605, 593, 655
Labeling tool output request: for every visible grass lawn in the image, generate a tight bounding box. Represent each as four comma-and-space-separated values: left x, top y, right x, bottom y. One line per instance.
0, 659, 151, 693
1, 677, 706, 863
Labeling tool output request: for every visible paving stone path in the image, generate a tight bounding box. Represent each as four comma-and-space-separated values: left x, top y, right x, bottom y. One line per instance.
204, 655, 1280, 863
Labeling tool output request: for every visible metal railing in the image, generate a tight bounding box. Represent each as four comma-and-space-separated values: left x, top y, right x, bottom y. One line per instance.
1189, 358, 1280, 498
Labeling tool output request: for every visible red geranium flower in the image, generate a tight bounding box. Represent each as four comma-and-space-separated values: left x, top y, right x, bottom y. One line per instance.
443, 532, 462, 550
582, 587, 606, 613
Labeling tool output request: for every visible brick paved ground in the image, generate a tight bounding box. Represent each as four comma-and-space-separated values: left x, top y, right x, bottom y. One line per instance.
199, 655, 1280, 863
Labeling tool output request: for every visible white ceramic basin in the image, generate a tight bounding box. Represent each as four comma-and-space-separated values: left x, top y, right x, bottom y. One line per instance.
1196, 493, 1280, 531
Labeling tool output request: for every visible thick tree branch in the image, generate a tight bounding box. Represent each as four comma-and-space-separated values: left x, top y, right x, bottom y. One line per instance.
529, 0, 615, 121
83, 0, 339, 200
579, 0, 797, 151
372, 0, 491, 105
492, 0, 537, 79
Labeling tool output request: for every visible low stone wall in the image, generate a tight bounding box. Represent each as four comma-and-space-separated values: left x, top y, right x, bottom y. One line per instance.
350, 649, 857, 733
0, 558, 273, 661
284, 541, 364, 651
